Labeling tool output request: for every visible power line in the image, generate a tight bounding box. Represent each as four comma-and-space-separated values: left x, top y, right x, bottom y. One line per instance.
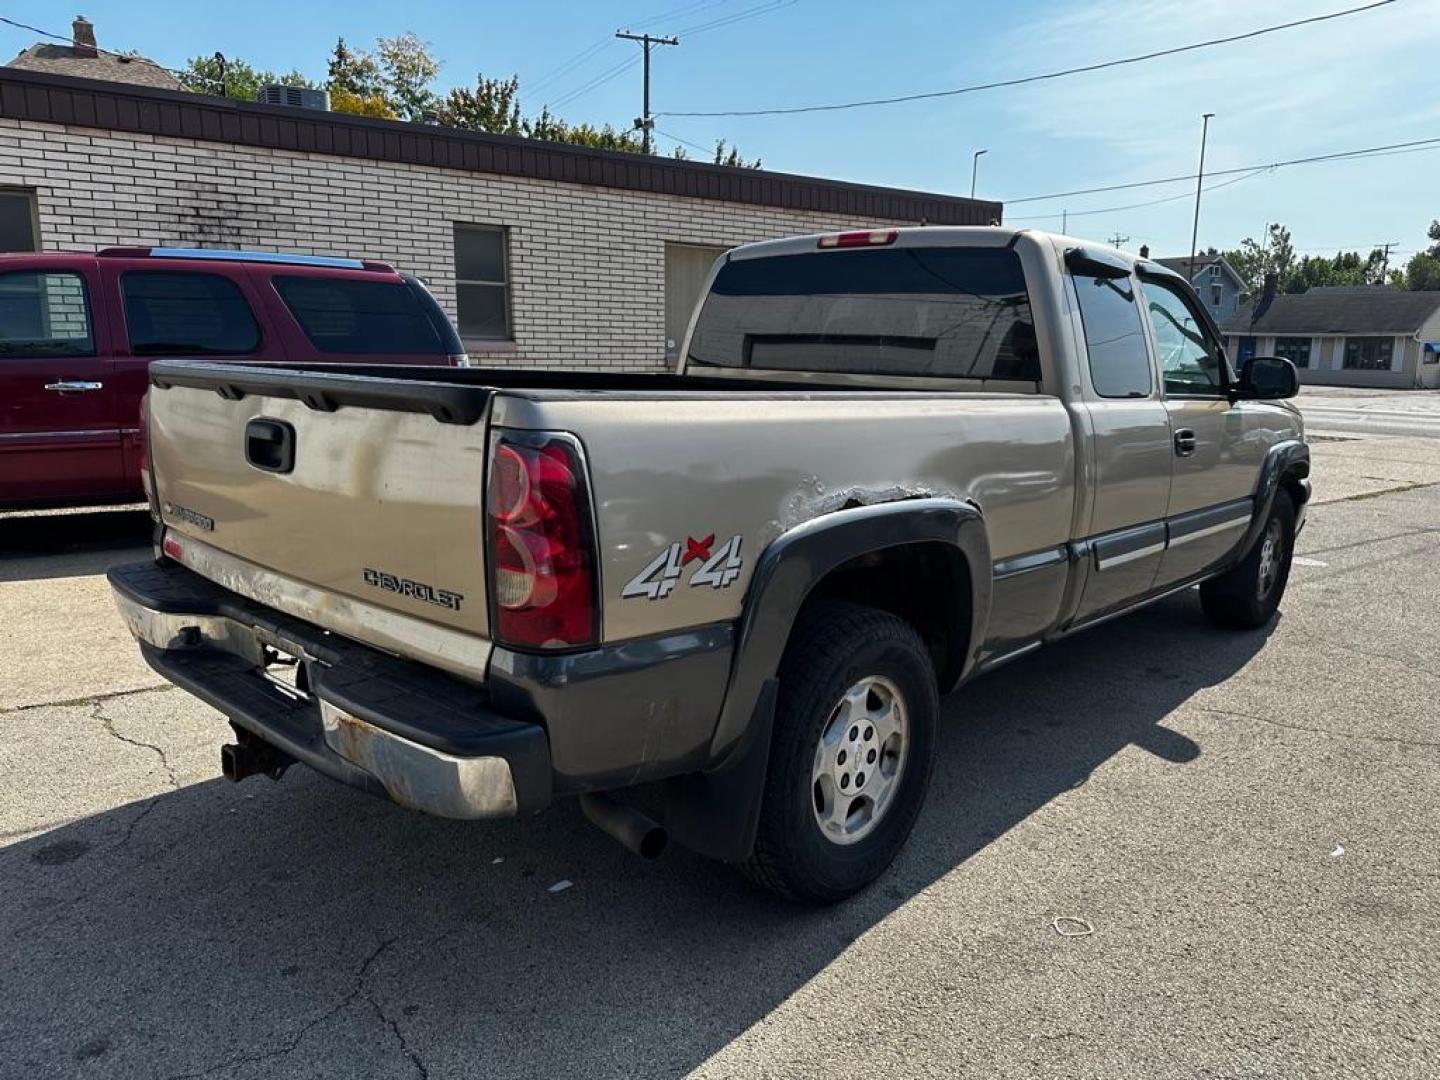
674, 0, 797, 36
656, 127, 713, 155
1008, 168, 1271, 223
548, 54, 641, 109
1006, 135, 1440, 205
658, 0, 1398, 117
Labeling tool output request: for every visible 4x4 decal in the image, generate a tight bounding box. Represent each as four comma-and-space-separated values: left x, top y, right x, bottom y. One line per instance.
621, 534, 744, 600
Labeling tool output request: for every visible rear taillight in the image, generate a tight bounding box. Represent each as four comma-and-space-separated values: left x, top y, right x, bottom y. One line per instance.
486, 432, 597, 650
817, 229, 899, 249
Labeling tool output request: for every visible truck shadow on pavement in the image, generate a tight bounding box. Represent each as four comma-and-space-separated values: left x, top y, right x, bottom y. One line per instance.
0, 509, 151, 582
0, 592, 1271, 1079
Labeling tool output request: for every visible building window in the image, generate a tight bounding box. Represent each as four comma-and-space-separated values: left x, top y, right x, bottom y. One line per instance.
0, 271, 93, 355
1342, 337, 1394, 371
1209, 283, 1222, 307
0, 190, 37, 252
1207, 264, 1220, 279
1273, 336, 1312, 369
1425, 343, 1439, 365
453, 224, 510, 340
120, 271, 261, 356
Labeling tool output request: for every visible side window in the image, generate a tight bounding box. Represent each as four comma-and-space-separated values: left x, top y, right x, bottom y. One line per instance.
1072, 273, 1151, 398
274, 276, 444, 355
120, 271, 261, 356
1141, 278, 1225, 397
453, 224, 511, 340
0, 271, 94, 356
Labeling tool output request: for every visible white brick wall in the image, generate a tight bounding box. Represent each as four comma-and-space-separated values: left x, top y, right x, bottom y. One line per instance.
0, 118, 914, 371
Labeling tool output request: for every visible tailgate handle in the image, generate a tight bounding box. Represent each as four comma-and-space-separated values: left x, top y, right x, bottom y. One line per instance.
245, 418, 296, 474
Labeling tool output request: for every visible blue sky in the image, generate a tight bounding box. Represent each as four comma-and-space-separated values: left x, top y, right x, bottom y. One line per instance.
7, 0, 1437, 261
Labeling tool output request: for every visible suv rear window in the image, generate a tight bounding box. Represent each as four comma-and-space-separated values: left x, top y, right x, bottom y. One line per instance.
686, 246, 1039, 382
275, 276, 446, 355
121, 272, 261, 356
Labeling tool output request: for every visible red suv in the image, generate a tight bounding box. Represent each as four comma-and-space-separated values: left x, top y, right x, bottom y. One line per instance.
0, 248, 466, 509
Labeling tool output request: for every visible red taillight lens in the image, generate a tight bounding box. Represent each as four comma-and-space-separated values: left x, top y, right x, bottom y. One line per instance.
817, 229, 899, 249
486, 433, 597, 650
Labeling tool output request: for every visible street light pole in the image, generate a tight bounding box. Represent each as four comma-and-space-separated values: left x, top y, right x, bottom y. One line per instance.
1189, 113, 1215, 281
970, 149, 987, 199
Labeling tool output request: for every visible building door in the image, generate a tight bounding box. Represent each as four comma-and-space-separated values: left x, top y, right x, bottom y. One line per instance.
0, 265, 122, 505
664, 243, 728, 362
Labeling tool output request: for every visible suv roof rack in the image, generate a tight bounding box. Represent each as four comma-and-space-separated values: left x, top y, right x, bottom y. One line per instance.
97, 247, 394, 272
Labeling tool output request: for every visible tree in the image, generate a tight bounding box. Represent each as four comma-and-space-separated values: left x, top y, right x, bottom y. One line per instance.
712, 138, 761, 169
181, 54, 317, 102
1400, 251, 1440, 291
1281, 249, 1387, 293
326, 36, 395, 117
435, 73, 522, 135
376, 33, 441, 122
1223, 224, 1295, 296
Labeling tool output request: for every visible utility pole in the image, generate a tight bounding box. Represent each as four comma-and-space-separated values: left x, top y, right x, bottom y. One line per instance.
616, 30, 678, 155
1189, 112, 1215, 281
970, 149, 987, 199
1061, 209, 1067, 234
1108, 231, 1129, 249
1377, 241, 1399, 283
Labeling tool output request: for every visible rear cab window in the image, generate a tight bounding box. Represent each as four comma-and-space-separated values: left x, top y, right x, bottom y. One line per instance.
686, 244, 1040, 384
120, 271, 261, 356
274, 275, 450, 356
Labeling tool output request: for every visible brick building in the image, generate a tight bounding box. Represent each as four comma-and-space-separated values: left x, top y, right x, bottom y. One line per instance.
0, 68, 998, 370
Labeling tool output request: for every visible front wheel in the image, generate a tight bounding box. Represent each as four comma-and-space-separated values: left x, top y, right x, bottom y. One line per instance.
740, 601, 938, 904
1200, 488, 1296, 629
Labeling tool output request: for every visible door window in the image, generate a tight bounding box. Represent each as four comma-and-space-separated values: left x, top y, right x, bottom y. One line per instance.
1141, 278, 1225, 396
1072, 273, 1151, 398
0, 271, 94, 356
120, 271, 261, 355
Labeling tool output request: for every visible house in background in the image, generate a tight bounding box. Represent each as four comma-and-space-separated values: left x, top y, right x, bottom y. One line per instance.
1152, 253, 1247, 324
5, 16, 181, 91
1221, 276, 1440, 389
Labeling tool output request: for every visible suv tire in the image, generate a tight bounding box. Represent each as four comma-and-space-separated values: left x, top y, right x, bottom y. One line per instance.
741, 601, 938, 904
1200, 488, 1296, 630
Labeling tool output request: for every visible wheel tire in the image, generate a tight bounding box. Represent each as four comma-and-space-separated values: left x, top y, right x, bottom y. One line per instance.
1200, 488, 1296, 630
740, 601, 938, 904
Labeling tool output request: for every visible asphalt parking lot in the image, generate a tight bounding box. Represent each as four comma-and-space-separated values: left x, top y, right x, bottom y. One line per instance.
2, 435, 1438, 1079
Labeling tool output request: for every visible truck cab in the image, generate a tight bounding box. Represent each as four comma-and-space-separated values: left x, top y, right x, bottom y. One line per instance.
0, 248, 465, 508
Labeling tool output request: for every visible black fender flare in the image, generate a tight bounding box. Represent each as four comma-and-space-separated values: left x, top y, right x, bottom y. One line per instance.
1237, 438, 1310, 556
662, 497, 990, 862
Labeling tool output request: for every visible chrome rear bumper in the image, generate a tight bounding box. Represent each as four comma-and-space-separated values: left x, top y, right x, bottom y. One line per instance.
110, 561, 551, 820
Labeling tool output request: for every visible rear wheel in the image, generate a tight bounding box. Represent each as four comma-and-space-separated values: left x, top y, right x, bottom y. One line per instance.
741, 601, 938, 904
1200, 489, 1295, 629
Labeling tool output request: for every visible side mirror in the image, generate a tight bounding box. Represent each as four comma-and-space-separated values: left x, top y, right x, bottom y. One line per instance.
1237, 355, 1298, 400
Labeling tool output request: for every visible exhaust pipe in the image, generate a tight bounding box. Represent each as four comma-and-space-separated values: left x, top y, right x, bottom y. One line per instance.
220, 725, 293, 782
580, 792, 668, 859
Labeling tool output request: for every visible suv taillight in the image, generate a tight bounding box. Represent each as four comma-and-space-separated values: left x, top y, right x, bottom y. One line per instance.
486, 432, 597, 650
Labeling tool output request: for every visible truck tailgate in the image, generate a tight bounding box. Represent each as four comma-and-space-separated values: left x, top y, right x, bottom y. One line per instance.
147, 369, 494, 675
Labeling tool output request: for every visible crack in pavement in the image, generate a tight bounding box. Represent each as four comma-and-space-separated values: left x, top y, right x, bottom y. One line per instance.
1195, 706, 1440, 750
0, 683, 174, 716
369, 996, 429, 1080
163, 938, 399, 1080
91, 701, 180, 789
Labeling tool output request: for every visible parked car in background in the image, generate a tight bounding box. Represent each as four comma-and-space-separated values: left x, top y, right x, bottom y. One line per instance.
0, 248, 466, 509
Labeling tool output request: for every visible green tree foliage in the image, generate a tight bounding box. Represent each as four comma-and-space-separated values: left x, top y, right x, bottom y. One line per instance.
1393, 221, 1440, 291
436, 74, 523, 136
187, 35, 760, 167
376, 33, 442, 122
181, 54, 317, 102
1223, 224, 1294, 296
1282, 249, 1388, 293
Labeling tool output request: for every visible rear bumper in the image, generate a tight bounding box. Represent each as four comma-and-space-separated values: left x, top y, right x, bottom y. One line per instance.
109, 560, 552, 819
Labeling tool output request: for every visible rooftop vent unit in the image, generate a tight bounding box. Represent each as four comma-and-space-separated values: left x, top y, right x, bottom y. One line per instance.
256, 85, 330, 111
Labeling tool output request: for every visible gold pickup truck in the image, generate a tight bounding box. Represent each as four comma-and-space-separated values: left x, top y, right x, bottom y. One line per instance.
109, 227, 1309, 902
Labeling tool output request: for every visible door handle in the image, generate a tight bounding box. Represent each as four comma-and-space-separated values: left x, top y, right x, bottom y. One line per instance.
245, 418, 296, 474
44, 380, 104, 393
1174, 428, 1197, 456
